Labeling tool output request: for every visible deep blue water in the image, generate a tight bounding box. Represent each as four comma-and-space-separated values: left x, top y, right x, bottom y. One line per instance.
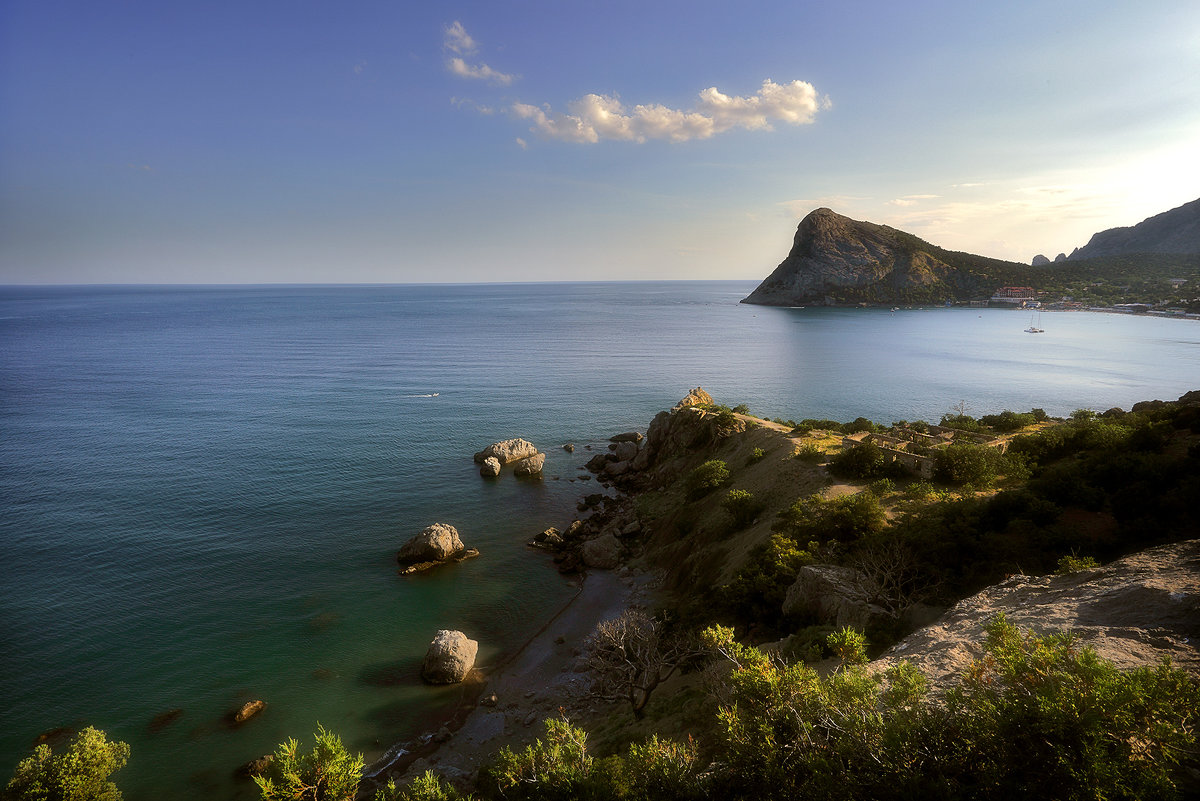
1, 282, 1197, 799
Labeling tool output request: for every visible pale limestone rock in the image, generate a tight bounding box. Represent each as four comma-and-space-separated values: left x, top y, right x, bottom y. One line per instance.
421, 630, 479, 684
479, 456, 501, 477
398, 523, 465, 566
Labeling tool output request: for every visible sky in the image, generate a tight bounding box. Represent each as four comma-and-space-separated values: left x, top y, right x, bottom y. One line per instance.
1, 0, 1198, 284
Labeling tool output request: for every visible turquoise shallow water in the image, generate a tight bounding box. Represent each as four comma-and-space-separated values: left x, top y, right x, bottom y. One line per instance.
1, 282, 1198, 799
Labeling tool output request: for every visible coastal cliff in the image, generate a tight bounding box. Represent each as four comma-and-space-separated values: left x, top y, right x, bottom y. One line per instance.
1069, 196, 1200, 260
741, 208, 1025, 307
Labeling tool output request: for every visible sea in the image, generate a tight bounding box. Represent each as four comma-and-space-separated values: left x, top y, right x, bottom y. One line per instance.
2, 281, 1198, 800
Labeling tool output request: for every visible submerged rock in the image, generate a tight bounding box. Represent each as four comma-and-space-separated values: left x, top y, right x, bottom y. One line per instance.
232, 700, 267, 725
421, 630, 479, 684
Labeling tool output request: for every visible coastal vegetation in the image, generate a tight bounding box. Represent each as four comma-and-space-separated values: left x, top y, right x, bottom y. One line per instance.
8, 390, 1198, 801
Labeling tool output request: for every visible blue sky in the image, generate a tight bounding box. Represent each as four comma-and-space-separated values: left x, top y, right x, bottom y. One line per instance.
2, 0, 1198, 284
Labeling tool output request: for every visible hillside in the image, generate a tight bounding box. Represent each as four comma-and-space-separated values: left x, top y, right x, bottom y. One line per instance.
744, 205, 1200, 309
741, 208, 1035, 306
1069, 196, 1200, 260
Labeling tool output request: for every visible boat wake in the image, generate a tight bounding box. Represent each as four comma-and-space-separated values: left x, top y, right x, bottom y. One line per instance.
403, 393, 440, 398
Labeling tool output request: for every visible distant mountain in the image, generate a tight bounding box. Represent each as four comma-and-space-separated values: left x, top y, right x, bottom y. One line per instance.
1069, 197, 1200, 260
741, 208, 1029, 306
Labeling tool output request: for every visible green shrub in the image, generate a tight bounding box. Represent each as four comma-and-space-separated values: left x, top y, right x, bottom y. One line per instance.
979, 410, 1037, 433
826, 627, 868, 666
794, 443, 823, 462
731, 403, 750, 415
621, 736, 705, 801
485, 717, 593, 801
940, 413, 981, 432
4, 727, 129, 801
868, 477, 895, 496
1055, 553, 1100, 574
375, 771, 471, 801
945, 615, 1200, 799
748, 447, 766, 464
720, 534, 816, 631
255, 725, 363, 801
721, 489, 762, 529
829, 441, 910, 480
932, 443, 1009, 487
777, 493, 886, 543
842, 417, 878, 434
684, 460, 728, 498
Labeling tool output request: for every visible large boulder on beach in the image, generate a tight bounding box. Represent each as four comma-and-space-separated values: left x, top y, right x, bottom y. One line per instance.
513, 452, 546, 477
398, 523, 465, 566
479, 456, 501, 477
581, 534, 622, 569
421, 630, 479, 684
474, 439, 539, 465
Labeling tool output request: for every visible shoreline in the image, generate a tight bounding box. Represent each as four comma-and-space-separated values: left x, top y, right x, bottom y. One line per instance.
362, 566, 649, 793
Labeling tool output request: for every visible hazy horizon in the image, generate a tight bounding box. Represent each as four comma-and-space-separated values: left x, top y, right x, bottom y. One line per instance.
3, 1, 1198, 284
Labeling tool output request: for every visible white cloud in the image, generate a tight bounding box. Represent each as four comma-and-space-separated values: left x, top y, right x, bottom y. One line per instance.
448, 57, 514, 86
443, 21, 476, 55
889, 193, 941, 206
510, 79, 827, 144
443, 21, 515, 85
515, 137, 527, 150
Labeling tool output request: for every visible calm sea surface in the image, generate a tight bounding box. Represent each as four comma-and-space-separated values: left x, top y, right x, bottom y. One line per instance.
2, 282, 1198, 799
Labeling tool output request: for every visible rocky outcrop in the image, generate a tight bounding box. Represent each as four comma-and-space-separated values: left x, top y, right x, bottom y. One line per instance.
397, 524, 479, 575
673, 387, 714, 410
782, 564, 885, 629
1031, 254, 1050, 266
479, 456, 501, 477
474, 439, 539, 465
872, 539, 1200, 692
741, 208, 1023, 307
610, 432, 644, 443
1054, 252, 1067, 262
1069, 196, 1200, 260
421, 630, 479, 684
513, 452, 546, 477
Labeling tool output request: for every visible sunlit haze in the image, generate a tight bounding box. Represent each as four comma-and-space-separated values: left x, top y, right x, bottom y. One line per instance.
2, 1, 1198, 284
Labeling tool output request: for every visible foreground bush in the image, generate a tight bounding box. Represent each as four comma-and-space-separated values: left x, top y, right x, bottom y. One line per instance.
700, 617, 1200, 801
4, 727, 129, 801
684, 460, 729, 498
255, 725, 364, 801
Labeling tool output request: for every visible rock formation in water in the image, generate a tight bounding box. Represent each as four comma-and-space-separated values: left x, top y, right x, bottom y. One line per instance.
1069, 196, 1200, 260
397, 523, 479, 575
474, 439, 540, 465
421, 630, 479, 684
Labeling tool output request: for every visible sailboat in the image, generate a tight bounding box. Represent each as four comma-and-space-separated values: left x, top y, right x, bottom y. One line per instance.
1025, 312, 1044, 333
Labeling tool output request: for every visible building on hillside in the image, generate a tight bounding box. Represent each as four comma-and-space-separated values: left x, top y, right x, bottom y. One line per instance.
989, 286, 1037, 306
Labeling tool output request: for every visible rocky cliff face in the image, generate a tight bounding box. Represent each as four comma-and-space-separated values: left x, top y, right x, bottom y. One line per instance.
1069, 196, 1200, 260
873, 539, 1200, 692
741, 208, 1007, 306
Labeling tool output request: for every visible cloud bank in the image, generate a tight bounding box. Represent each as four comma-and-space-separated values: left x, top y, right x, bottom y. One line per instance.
444, 21, 514, 86
510, 79, 829, 144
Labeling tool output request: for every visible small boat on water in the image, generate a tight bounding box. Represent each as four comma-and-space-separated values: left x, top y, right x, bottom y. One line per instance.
1025, 312, 1044, 333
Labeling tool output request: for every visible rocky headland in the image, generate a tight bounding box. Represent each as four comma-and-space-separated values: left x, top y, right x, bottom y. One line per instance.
365, 387, 1200, 797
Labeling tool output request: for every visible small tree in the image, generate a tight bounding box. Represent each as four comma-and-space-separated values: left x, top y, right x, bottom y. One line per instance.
721, 489, 762, 529
254, 725, 363, 801
586, 610, 698, 719
4, 727, 129, 801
